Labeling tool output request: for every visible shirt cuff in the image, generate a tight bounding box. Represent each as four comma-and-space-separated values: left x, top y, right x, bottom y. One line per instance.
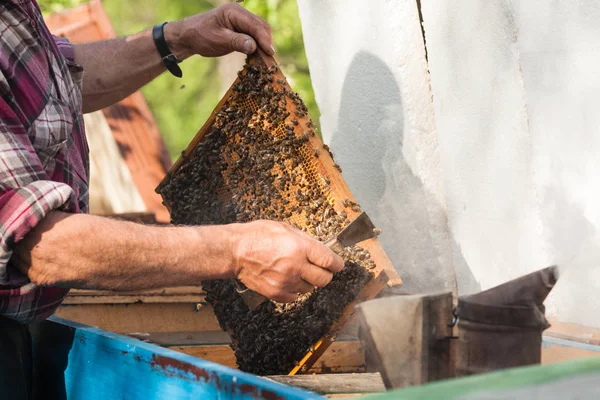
52, 35, 75, 64
0, 181, 74, 284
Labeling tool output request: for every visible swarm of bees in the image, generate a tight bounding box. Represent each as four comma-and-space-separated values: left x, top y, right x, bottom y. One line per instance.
159, 56, 375, 375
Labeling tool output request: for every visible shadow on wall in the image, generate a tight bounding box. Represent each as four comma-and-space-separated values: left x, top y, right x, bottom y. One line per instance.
330, 51, 475, 294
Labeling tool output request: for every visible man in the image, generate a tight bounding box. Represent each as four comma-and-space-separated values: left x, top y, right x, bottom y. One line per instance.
0, 1, 344, 397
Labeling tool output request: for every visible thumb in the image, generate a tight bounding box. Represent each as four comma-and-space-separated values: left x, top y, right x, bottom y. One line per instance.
305, 240, 345, 273
225, 31, 257, 54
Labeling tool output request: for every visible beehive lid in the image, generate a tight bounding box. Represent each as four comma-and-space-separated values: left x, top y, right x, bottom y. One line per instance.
156, 50, 401, 375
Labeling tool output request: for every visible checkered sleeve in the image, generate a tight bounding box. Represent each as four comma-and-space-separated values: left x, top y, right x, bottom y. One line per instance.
52, 35, 75, 63
0, 96, 74, 282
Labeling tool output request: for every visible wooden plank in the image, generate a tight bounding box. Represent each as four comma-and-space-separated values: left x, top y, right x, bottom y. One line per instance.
539, 319, 600, 364
32, 317, 319, 399
55, 302, 220, 333
308, 341, 366, 374
546, 319, 600, 346
128, 330, 356, 347
67, 287, 205, 297
265, 373, 385, 394
83, 111, 147, 216
542, 336, 600, 365
168, 340, 366, 374
62, 287, 206, 305
170, 345, 236, 369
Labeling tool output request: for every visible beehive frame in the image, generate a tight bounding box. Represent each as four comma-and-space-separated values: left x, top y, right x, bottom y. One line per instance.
156, 50, 402, 375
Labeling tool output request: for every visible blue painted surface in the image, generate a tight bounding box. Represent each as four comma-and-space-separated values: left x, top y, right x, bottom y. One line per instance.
42, 317, 321, 400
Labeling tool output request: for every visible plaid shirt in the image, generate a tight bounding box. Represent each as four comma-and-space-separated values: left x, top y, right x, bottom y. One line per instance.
0, 0, 89, 323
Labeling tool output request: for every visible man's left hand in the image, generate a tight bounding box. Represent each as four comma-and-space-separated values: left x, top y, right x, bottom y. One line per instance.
166, 3, 275, 60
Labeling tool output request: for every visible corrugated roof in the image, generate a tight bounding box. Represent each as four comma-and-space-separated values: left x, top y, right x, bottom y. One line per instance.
45, 0, 171, 222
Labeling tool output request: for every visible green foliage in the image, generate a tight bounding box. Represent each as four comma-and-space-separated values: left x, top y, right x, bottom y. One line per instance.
102, 0, 220, 159
40, 0, 320, 160
39, 0, 87, 14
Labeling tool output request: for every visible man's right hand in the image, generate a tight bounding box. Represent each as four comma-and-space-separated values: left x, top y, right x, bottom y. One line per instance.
229, 220, 345, 303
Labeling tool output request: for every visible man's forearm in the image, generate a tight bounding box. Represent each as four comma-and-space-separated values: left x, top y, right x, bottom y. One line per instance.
74, 4, 275, 113
14, 211, 235, 291
74, 23, 189, 113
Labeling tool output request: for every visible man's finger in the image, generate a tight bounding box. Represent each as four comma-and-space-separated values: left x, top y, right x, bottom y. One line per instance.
270, 290, 298, 304
301, 263, 334, 288
292, 279, 315, 294
228, 7, 274, 55
305, 240, 345, 273
222, 30, 256, 54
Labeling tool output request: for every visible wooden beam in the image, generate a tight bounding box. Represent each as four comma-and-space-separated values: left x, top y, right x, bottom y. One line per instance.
129, 330, 355, 347
546, 319, 600, 346
542, 336, 600, 365
164, 338, 365, 374
62, 287, 206, 305
83, 111, 147, 215
265, 373, 385, 395
55, 303, 219, 333
126, 330, 366, 374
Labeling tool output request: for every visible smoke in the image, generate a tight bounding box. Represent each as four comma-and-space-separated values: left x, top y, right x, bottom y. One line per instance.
512, 0, 600, 327
538, 178, 600, 326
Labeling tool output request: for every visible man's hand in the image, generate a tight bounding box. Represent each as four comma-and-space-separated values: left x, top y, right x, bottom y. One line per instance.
230, 221, 345, 303
167, 3, 275, 59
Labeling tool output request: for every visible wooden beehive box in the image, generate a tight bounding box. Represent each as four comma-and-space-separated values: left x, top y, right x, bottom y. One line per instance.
156, 50, 401, 375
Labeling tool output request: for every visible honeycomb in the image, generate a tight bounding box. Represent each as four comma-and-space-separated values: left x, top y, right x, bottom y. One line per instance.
157, 51, 399, 375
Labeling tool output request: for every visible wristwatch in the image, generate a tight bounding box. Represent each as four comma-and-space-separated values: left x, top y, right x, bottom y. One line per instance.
152, 22, 183, 78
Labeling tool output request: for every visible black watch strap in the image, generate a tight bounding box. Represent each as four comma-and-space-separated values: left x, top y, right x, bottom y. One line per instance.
152, 22, 183, 78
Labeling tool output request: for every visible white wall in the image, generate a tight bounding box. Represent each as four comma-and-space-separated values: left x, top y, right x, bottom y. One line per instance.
297, 0, 461, 294
514, 1, 600, 325
299, 0, 600, 327
420, 0, 600, 326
